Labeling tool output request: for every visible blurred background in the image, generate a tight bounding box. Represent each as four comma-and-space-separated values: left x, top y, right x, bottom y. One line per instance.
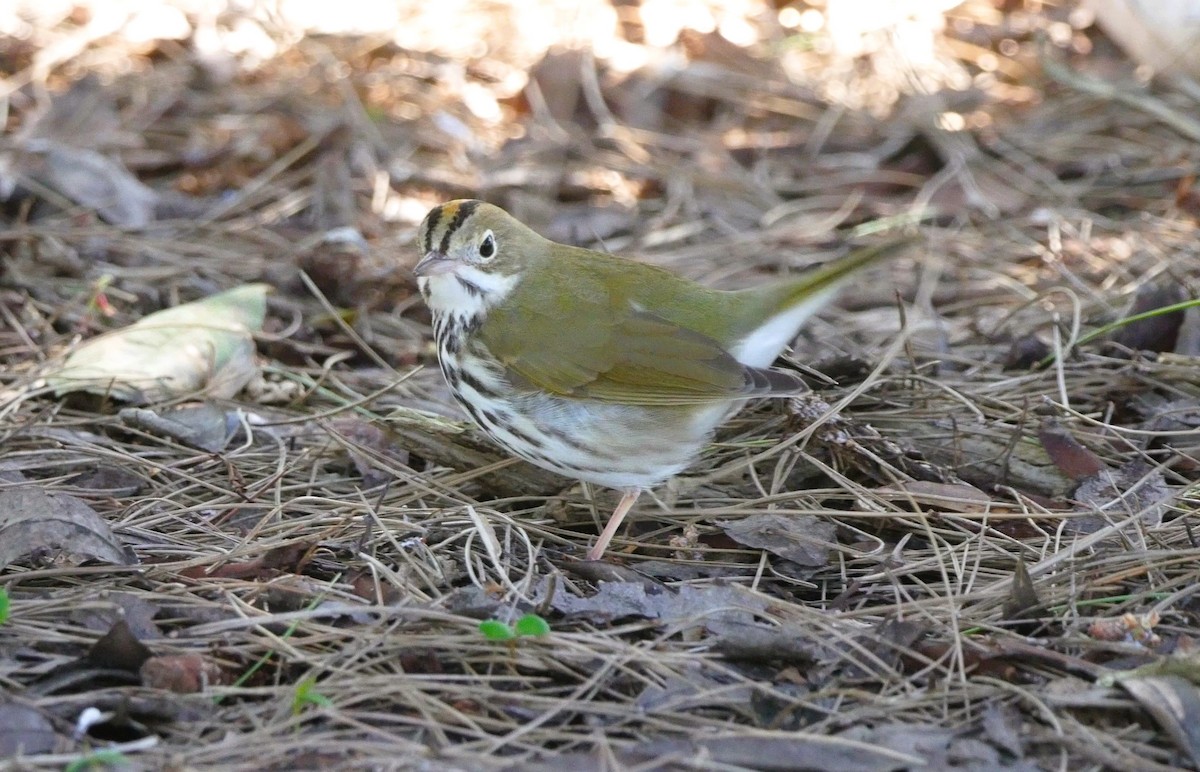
8, 0, 1191, 356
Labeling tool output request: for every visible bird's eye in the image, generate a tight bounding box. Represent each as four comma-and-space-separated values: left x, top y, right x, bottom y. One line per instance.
478, 231, 496, 260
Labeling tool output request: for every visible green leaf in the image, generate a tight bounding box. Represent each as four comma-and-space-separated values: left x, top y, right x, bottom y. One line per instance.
293, 675, 332, 715
1037, 297, 1200, 368
513, 614, 551, 637
218, 587, 330, 704
64, 749, 127, 772
46, 284, 269, 403
478, 620, 516, 641
0, 587, 8, 625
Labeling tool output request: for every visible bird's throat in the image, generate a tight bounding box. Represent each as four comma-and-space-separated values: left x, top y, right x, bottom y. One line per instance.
418, 266, 520, 318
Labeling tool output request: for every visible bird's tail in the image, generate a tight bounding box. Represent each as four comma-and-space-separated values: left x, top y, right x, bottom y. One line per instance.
728, 236, 916, 368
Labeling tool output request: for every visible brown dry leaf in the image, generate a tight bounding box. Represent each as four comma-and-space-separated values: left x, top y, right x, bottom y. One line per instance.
296, 234, 372, 309
18, 74, 123, 145
635, 671, 753, 712
1137, 390, 1200, 436
0, 485, 137, 570
1117, 675, 1200, 768
859, 619, 929, 677
1037, 418, 1105, 481
140, 653, 227, 693
327, 418, 408, 487
0, 702, 60, 756
1107, 281, 1189, 355
15, 142, 160, 227
539, 579, 767, 627
85, 619, 154, 676
259, 577, 325, 613
837, 724, 1038, 772
525, 47, 585, 126
709, 620, 830, 666
1088, 611, 1162, 647
1002, 558, 1041, 621
0, 75, 163, 226
180, 541, 315, 580
261, 541, 316, 572
68, 464, 146, 497
1174, 305, 1200, 355
118, 404, 241, 453
913, 639, 1026, 684
981, 702, 1025, 759
1073, 461, 1172, 528
70, 591, 162, 640
717, 513, 837, 567
1003, 334, 1051, 370
563, 559, 665, 587
348, 570, 402, 605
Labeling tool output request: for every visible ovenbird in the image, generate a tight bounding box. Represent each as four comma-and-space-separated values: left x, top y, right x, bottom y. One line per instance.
414, 200, 907, 560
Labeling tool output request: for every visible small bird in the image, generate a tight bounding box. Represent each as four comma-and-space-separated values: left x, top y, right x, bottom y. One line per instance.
414, 200, 907, 561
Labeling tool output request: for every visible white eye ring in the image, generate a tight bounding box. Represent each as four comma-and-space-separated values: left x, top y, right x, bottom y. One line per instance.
478, 230, 497, 261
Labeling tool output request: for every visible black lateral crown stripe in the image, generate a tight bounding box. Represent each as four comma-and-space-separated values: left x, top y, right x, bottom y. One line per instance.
438, 200, 480, 255
422, 206, 443, 254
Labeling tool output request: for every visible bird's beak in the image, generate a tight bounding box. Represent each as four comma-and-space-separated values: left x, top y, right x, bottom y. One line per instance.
413, 251, 455, 277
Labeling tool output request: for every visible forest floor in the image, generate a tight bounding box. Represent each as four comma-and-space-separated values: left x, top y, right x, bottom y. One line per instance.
3, 1, 1200, 769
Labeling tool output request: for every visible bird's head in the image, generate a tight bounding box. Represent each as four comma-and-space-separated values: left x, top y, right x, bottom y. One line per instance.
414, 200, 535, 314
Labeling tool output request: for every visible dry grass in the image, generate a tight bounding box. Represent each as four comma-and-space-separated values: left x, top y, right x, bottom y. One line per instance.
3, 1, 1200, 769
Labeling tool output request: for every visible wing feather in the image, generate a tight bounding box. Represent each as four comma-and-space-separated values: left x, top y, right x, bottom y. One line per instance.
478, 271, 805, 405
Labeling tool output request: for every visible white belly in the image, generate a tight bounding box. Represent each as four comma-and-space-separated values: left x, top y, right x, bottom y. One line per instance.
440, 349, 725, 490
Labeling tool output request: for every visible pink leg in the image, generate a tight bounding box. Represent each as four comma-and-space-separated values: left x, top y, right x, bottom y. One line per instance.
586, 488, 641, 561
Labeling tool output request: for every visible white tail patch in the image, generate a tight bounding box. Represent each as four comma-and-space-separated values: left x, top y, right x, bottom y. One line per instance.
730, 284, 840, 367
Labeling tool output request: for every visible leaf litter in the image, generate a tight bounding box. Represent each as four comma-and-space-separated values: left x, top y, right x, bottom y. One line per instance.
0, 476, 138, 571
2, 1, 1200, 769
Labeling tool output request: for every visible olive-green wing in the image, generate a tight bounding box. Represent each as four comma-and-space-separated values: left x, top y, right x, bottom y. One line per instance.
477, 275, 799, 405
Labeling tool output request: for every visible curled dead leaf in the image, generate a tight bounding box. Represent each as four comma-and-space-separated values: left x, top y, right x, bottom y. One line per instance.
46, 284, 269, 404
140, 653, 228, 693
0, 485, 138, 571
